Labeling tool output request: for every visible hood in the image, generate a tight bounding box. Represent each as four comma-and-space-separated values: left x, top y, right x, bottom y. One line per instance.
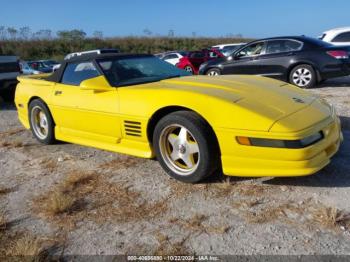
159, 75, 320, 131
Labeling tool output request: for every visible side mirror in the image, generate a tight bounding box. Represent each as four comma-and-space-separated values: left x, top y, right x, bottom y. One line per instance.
80, 76, 114, 92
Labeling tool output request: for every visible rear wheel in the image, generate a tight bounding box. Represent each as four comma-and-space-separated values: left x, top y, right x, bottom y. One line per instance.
206, 68, 221, 76
289, 64, 316, 89
153, 111, 219, 183
29, 100, 56, 145
184, 66, 194, 74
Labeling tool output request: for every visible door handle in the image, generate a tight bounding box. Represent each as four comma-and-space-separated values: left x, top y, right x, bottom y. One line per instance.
55, 90, 63, 96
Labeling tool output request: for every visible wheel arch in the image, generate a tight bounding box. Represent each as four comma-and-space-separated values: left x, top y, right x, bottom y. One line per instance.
147, 106, 221, 155
287, 62, 322, 82
28, 96, 56, 125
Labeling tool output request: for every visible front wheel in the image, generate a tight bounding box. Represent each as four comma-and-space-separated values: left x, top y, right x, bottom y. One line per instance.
153, 111, 220, 183
289, 64, 316, 89
206, 68, 221, 76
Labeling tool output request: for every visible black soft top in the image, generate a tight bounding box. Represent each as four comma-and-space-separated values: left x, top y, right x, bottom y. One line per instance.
46, 53, 153, 83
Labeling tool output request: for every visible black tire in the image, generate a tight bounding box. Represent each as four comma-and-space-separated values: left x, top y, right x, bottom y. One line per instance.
206, 68, 221, 76
289, 64, 317, 89
153, 111, 220, 183
28, 99, 56, 145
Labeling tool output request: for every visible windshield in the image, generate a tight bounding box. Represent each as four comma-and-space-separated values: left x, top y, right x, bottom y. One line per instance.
42, 60, 57, 66
28, 62, 48, 70
97, 56, 190, 86
221, 45, 244, 56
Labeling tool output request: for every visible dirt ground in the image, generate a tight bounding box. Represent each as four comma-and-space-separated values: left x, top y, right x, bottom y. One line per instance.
0, 77, 350, 258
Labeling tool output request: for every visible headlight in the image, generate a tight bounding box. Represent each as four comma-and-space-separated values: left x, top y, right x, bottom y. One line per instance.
236, 132, 323, 149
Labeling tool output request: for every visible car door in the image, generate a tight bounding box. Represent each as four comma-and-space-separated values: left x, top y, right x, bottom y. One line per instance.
50, 61, 121, 144
257, 39, 303, 78
221, 41, 266, 75
188, 51, 206, 70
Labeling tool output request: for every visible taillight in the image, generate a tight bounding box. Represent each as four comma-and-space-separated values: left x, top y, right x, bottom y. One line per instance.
327, 50, 349, 59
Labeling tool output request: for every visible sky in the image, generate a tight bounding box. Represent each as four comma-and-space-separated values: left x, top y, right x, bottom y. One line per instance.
1, 0, 349, 38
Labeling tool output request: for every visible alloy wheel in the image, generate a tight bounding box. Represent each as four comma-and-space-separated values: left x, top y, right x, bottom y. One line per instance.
207, 70, 219, 76
30, 106, 49, 140
184, 66, 193, 74
159, 124, 200, 176
292, 68, 312, 87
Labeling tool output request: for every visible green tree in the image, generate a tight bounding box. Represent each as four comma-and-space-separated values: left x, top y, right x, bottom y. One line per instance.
57, 29, 86, 41
7, 27, 18, 40
93, 31, 103, 39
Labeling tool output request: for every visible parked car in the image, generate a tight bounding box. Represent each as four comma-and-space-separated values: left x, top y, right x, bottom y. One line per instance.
39, 60, 60, 69
212, 43, 246, 56
199, 36, 350, 88
20, 61, 43, 75
53, 49, 121, 71
0, 55, 20, 93
176, 49, 224, 74
27, 61, 54, 73
155, 51, 188, 66
15, 52, 341, 183
319, 27, 350, 46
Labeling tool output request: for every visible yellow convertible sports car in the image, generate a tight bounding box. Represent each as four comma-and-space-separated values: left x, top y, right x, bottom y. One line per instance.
15, 52, 343, 183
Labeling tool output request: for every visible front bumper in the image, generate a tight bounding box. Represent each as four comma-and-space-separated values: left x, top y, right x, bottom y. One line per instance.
216, 114, 342, 177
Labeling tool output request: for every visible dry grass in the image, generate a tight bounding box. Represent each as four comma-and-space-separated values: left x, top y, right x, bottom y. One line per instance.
33, 170, 168, 228
169, 214, 230, 235
0, 128, 25, 138
43, 190, 76, 216
242, 202, 299, 224
98, 156, 140, 170
1, 217, 54, 259
234, 184, 270, 197
234, 198, 350, 232
232, 199, 263, 209
0, 186, 13, 195
169, 181, 209, 199
311, 206, 350, 229
6, 234, 43, 256
1, 232, 63, 261
169, 177, 271, 200
207, 182, 271, 199
40, 158, 58, 173
153, 232, 191, 256
61, 171, 95, 191
0, 212, 7, 231
0, 212, 64, 260
0, 140, 24, 148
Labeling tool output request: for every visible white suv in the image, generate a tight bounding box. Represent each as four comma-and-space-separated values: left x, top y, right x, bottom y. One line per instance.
319, 27, 350, 46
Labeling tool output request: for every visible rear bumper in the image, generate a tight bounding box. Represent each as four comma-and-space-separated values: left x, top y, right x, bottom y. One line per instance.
319, 62, 350, 80
217, 114, 342, 177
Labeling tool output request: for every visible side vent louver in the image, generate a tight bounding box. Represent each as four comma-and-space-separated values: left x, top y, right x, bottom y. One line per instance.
124, 120, 142, 137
